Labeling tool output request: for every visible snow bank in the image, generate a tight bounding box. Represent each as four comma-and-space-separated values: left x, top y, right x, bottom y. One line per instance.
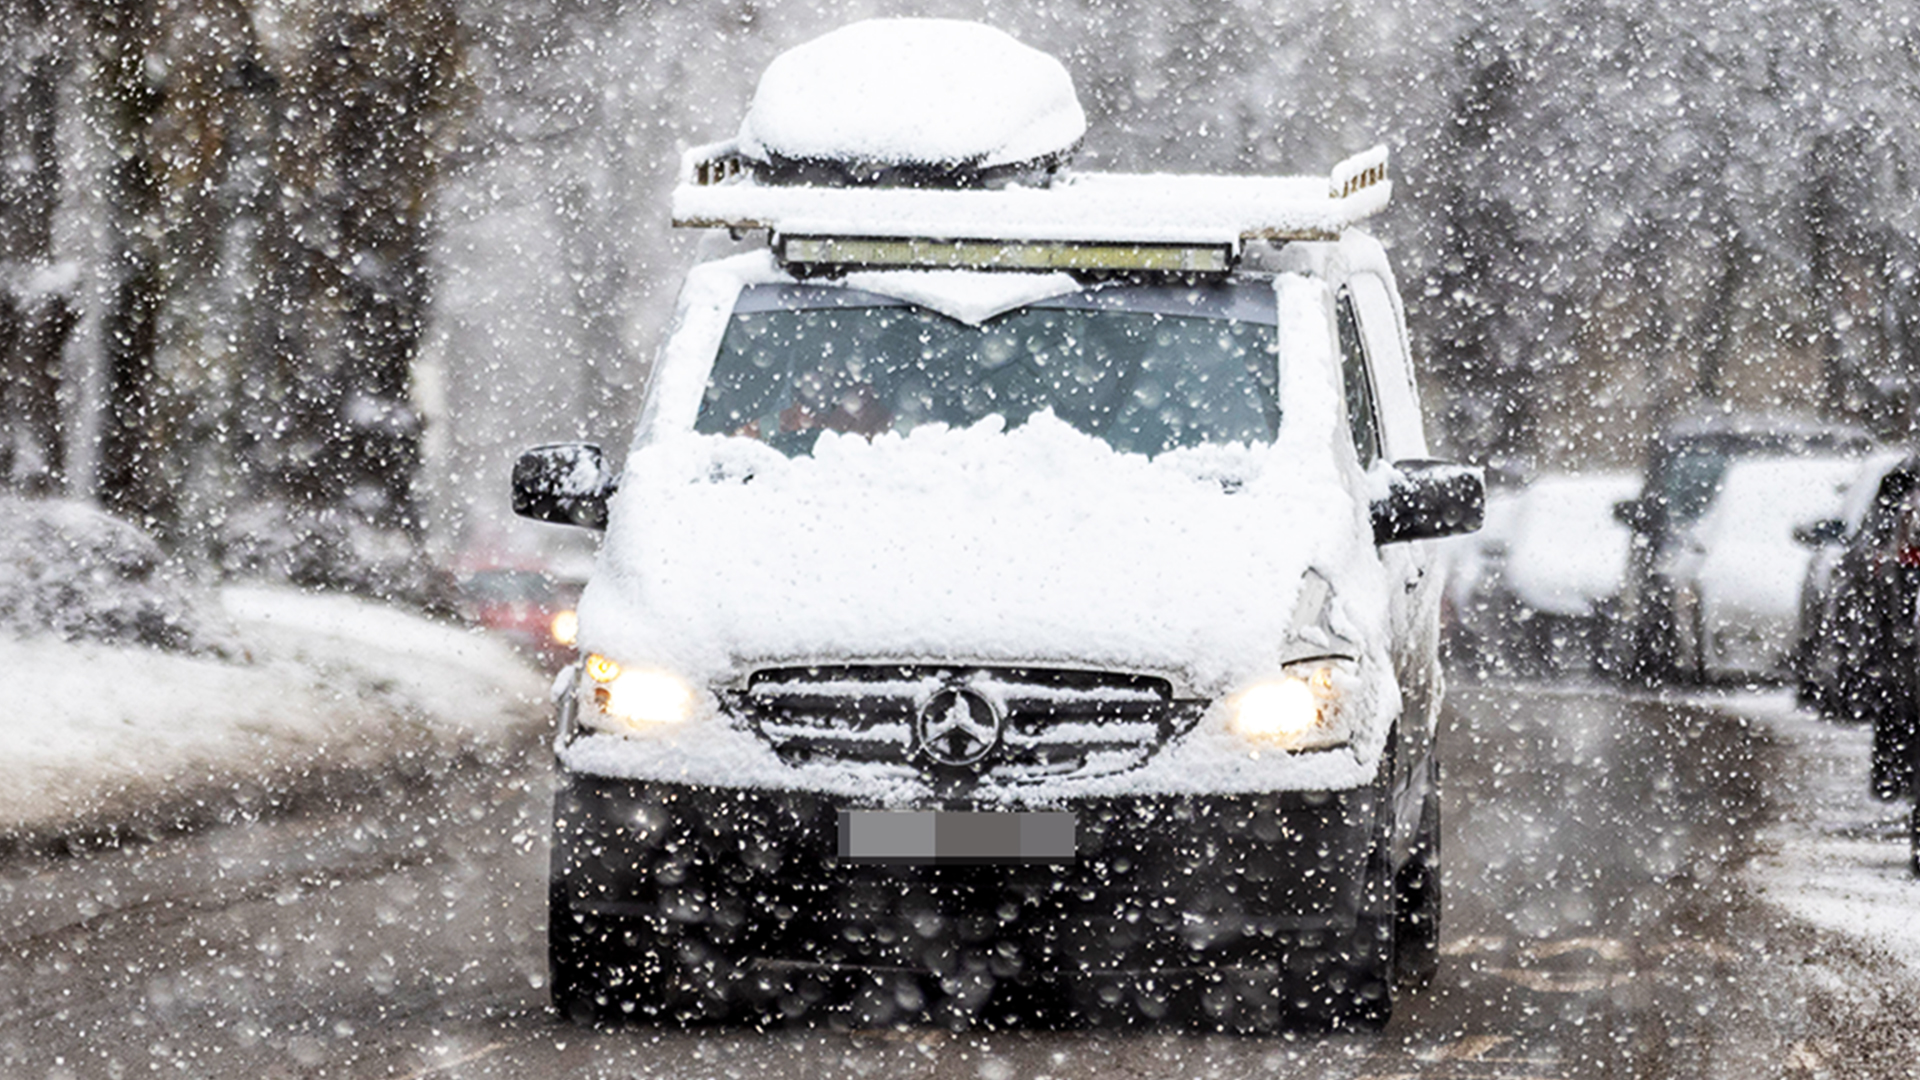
0, 586, 545, 843
1732, 692, 1920, 980
737, 19, 1085, 170
0, 495, 237, 656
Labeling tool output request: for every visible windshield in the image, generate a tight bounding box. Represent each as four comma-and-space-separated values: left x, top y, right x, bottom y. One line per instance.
1657, 446, 1731, 527
695, 281, 1280, 457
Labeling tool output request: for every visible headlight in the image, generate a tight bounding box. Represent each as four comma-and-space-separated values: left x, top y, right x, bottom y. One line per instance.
580, 654, 699, 732
1226, 662, 1348, 751
549, 609, 579, 647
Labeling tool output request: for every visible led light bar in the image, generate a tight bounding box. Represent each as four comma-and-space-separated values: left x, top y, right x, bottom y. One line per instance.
779, 235, 1233, 273
673, 142, 1392, 274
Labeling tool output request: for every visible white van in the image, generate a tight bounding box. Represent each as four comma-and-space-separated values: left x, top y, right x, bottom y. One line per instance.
514, 18, 1481, 1031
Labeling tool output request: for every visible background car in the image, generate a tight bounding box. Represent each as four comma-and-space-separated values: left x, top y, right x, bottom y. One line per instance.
1440, 485, 1524, 673
1498, 472, 1641, 674
1666, 455, 1860, 681
1605, 413, 1873, 684
458, 564, 587, 670
1810, 454, 1920, 798
1445, 473, 1637, 676
1792, 450, 1909, 711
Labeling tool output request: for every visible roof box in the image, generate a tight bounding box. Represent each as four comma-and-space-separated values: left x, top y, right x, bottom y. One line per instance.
735, 19, 1086, 188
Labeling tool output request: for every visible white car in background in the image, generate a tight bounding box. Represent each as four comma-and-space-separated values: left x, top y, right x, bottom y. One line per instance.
1440, 486, 1522, 671
1671, 455, 1862, 680
1499, 472, 1641, 672
1444, 473, 1637, 676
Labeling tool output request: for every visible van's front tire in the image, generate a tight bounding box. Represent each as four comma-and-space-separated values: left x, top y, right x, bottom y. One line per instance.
1288, 795, 1399, 1033
548, 880, 668, 1026
1394, 790, 1442, 989
1320, 854, 1398, 1031
548, 880, 604, 1024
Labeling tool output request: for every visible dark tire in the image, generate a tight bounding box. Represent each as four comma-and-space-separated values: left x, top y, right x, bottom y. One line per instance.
1624, 601, 1678, 686
548, 879, 604, 1024
1394, 790, 1442, 989
1329, 858, 1398, 1030
1871, 710, 1916, 802
1909, 797, 1920, 879
548, 878, 670, 1026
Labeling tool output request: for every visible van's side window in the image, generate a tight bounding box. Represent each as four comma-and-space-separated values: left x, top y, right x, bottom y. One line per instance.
1335, 290, 1382, 467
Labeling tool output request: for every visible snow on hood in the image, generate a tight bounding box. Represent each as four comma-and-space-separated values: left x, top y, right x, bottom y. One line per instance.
587, 267, 1390, 691
736, 19, 1086, 170
582, 414, 1374, 693
571, 260, 1401, 797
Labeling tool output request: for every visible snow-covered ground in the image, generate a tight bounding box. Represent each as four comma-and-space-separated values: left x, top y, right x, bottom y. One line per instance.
1722, 689, 1920, 978
0, 586, 547, 845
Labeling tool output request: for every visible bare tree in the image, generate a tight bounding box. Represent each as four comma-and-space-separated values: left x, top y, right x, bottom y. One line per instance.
1426, 25, 1535, 469
0, 0, 77, 496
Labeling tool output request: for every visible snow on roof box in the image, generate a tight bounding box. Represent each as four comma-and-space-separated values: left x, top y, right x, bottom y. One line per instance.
736, 19, 1086, 187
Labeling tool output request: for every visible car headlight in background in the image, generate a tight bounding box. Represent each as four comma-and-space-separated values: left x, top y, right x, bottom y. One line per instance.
1226, 661, 1350, 751
581, 654, 699, 732
549, 609, 579, 647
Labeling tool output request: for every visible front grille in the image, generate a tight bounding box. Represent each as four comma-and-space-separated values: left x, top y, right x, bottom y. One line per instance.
728, 665, 1206, 782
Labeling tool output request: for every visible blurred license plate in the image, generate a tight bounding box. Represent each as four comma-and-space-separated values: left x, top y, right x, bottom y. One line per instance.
837, 810, 1076, 864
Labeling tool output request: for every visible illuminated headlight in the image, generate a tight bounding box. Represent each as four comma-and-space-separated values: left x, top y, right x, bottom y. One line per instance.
1226, 662, 1351, 751
580, 654, 700, 732
549, 609, 579, 647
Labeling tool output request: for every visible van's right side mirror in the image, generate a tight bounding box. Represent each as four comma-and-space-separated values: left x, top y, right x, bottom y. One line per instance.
512, 443, 617, 530
1372, 460, 1485, 544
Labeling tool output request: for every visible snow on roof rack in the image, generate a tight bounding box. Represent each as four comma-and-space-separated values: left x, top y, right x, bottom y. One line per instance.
672, 143, 1392, 273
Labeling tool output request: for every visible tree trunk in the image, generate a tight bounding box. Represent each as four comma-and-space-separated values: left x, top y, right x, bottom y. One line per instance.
0, 0, 78, 496
84, 0, 174, 531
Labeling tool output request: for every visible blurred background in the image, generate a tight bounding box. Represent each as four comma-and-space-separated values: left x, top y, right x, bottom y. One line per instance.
5, 0, 1919, 609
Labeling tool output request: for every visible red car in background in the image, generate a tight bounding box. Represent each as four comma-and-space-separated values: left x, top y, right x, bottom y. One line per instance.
459, 566, 584, 670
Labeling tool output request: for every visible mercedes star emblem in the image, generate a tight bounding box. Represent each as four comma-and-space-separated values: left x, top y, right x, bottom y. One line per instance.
916, 687, 1002, 767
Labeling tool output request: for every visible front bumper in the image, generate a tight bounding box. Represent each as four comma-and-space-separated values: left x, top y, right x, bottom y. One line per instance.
552, 773, 1387, 980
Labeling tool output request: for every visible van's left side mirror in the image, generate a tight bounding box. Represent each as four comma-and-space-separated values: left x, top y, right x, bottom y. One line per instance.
513, 443, 617, 530
1372, 459, 1485, 544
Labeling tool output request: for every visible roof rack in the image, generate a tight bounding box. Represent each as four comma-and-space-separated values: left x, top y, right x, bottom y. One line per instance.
672, 143, 1391, 274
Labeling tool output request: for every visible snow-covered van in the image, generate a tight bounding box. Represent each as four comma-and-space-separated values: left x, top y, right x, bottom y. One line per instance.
512, 19, 1483, 1031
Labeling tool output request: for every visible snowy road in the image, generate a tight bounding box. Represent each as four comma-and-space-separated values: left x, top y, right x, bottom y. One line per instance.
3, 682, 1917, 1078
